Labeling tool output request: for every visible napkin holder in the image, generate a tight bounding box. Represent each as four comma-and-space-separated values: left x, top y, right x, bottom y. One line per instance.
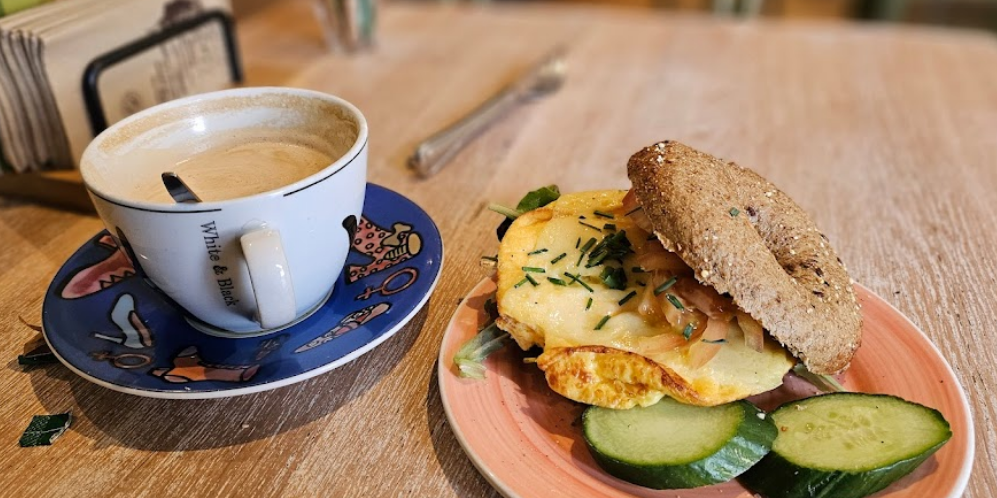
0, 9, 243, 212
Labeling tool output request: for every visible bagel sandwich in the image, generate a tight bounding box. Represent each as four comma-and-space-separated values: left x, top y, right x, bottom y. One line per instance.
494, 141, 861, 409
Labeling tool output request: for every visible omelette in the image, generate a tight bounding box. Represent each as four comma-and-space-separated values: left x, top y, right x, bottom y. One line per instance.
495, 190, 794, 409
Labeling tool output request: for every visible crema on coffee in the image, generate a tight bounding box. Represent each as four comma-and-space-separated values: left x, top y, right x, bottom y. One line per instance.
82, 91, 360, 206
135, 140, 333, 203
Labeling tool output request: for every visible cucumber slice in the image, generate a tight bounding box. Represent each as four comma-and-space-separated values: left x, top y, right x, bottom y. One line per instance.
582, 397, 776, 489
740, 393, 952, 498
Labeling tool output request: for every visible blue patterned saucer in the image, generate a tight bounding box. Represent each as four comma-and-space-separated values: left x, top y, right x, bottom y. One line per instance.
42, 184, 443, 399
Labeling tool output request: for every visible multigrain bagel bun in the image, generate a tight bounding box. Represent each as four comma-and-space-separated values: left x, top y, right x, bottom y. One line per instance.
627, 140, 862, 375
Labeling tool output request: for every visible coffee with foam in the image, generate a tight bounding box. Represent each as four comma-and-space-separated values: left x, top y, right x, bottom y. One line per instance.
133, 139, 334, 203
84, 92, 359, 205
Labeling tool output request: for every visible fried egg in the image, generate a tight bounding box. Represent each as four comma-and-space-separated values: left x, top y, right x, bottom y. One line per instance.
495, 190, 794, 409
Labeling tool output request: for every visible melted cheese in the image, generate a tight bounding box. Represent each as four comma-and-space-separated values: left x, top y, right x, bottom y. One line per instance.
496, 190, 794, 408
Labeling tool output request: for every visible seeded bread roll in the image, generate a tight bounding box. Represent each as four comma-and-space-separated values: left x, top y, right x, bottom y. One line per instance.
627, 141, 861, 374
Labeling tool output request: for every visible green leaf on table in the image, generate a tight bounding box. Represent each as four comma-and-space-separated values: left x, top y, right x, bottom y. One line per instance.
454, 322, 509, 380
18, 342, 57, 366
18, 330, 57, 367
19, 412, 72, 447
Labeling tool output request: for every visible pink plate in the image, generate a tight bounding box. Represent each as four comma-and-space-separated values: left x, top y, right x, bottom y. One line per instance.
438, 278, 974, 498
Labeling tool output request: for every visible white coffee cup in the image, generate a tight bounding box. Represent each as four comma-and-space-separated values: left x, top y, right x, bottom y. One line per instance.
80, 87, 368, 335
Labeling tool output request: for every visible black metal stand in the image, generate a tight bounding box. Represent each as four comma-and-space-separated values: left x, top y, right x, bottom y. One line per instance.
81, 10, 243, 137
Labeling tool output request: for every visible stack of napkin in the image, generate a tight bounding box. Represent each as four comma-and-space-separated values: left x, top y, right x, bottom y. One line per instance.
0, 0, 238, 175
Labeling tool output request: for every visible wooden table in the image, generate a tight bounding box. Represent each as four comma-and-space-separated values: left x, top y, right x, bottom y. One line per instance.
1, 0, 994, 496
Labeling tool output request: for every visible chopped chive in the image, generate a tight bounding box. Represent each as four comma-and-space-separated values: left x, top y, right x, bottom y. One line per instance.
587, 235, 609, 256
579, 221, 602, 231
585, 231, 633, 268
550, 253, 567, 264
625, 207, 642, 216
528, 248, 548, 255
665, 293, 685, 310
585, 231, 632, 268
729, 207, 740, 217
682, 323, 695, 340
564, 272, 594, 292
603, 223, 616, 231
576, 252, 585, 266
514, 278, 529, 288
618, 291, 638, 306
594, 210, 614, 219
580, 237, 597, 253
631, 267, 646, 273
522, 267, 545, 273
586, 252, 609, 268
702, 338, 728, 344
547, 277, 567, 286
585, 297, 593, 310
599, 266, 628, 290
594, 315, 611, 330
653, 276, 678, 296
525, 274, 539, 286
575, 237, 581, 249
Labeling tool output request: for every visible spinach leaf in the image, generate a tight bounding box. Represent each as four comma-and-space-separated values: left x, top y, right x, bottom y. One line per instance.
492, 185, 561, 241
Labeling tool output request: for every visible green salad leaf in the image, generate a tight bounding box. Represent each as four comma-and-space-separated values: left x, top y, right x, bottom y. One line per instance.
792, 363, 848, 393
454, 322, 509, 379
454, 297, 510, 379
490, 185, 561, 241
515, 185, 561, 213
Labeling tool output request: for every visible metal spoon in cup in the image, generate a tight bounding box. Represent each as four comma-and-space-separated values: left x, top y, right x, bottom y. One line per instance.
161, 172, 202, 203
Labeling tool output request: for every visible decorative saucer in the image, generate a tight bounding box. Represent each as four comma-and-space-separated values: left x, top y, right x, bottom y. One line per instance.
42, 183, 443, 399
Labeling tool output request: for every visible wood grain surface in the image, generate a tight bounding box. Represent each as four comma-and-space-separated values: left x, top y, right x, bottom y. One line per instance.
1, 0, 995, 496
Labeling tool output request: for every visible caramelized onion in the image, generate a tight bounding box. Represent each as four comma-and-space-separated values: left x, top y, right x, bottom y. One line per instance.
636, 251, 690, 273
624, 226, 652, 250
629, 209, 654, 232
659, 291, 685, 327
622, 190, 655, 232
673, 278, 734, 319
736, 311, 766, 353
634, 333, 687, 355
622, 188, 640, 213
688, 317, 730, 369
637, 281, 662, 318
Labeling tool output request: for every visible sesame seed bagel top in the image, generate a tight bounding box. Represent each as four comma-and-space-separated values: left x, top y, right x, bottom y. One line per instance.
627, 141, 861, 374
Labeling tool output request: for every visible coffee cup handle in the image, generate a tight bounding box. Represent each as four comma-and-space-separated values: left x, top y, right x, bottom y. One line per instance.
240, 228, 296, 329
